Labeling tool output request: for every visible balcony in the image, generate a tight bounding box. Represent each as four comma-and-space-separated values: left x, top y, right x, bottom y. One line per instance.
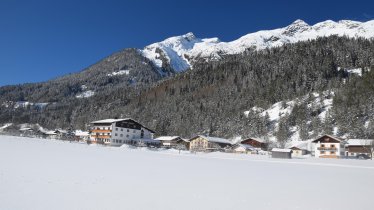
91, 129, 112, 133
317, 147, 337, 151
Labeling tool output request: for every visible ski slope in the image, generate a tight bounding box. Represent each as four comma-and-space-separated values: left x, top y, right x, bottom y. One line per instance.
0, 136, 373, 210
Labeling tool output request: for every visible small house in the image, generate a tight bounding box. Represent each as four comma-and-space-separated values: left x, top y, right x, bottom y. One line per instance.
74, 130, 90, 141
240, 137, 268, 151
155, 136, 188, 148
271, 148, 292, 159
289, 142, 309, 157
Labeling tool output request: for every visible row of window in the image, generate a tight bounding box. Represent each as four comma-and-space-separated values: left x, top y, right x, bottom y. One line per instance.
320, 144, 336, 148
94, 127, 111, 130
115, 127, 136, 133
320, 151, 336, 155
114, 133, 131, 138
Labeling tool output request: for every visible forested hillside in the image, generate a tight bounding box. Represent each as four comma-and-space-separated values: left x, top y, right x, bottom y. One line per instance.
1, 36, 374, 143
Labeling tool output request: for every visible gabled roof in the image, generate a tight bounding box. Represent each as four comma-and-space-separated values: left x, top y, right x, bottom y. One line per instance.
346, 139, 374, 146
288, 142, 308, 150
91, 118, 131, 124
312, 134, 343, 143
241, 137, 266, 143
190, 135, 233, 145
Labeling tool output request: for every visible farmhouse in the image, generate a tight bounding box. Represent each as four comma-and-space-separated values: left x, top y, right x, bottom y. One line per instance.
271, 148, 292, 159
345, 139, 374, 158
89, 118, 156, 146
312, 135, 345, 158
240, 137, 268, 151
155, 136, 188, 148
188, 135, 233, 152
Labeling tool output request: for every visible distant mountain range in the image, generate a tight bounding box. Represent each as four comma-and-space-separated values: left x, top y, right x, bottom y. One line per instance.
141, 19, 374, 72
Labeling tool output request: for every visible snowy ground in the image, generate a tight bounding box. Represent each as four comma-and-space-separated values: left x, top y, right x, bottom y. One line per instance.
1, 136, 373, 210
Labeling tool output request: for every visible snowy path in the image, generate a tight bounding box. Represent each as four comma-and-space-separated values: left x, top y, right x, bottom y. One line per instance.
1, 136, 373, 210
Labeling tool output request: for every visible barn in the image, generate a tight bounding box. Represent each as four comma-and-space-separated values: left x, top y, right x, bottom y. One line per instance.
271, 148, 292, 159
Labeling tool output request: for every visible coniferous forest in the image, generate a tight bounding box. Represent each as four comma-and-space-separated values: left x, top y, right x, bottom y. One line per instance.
1, 36, 374, 142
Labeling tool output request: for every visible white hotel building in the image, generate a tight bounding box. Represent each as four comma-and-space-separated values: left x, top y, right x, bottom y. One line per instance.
89, 118, 156, 146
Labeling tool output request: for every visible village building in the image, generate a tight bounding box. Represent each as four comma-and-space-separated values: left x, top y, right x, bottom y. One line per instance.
240, 137, 268, 151
312, 135, 345, 158
89, 118, 156, 146
271, 148, 292, 159
155, 136, 188, 148
345, 139, 374, 158
289, 142, 309, 158
74, 130, 90, 141
232, 144, 255, 154
44, 130, 59, 139
188, 135, 233, 152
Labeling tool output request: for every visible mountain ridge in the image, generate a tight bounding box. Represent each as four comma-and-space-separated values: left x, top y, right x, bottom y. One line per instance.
141, 19, 374, 72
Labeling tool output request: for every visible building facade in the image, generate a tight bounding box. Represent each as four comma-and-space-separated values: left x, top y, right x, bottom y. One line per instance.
90, 118, 156, 146
312, 135, 345, 158
188, 135, 232, 152
240, 137, 268, 151
345, 139, 374, 158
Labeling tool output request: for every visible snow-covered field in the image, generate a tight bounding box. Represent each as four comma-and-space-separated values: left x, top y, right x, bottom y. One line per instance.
1, 136, 373, 210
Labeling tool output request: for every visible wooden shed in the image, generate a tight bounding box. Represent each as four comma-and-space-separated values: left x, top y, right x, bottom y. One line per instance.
271, 148, 292, 159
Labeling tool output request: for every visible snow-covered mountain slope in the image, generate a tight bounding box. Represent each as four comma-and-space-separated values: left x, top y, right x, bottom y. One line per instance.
141, 19, 374, 72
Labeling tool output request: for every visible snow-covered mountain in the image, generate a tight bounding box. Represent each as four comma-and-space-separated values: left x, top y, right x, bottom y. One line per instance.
141, 19, 374, 72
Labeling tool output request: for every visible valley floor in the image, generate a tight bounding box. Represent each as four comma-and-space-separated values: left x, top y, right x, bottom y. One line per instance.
0, 136, 373, 210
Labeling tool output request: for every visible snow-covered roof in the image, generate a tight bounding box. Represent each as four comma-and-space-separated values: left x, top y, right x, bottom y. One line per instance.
271, 148, 292, 153
132, 138, 160, 144
346, 139, 374, 146
19, 127, 33, 131
44, 131, 57, 135
75, 130, 89, 137
288, 142, 308, 150
155, 136, 180, 141
91, 118, 131, 124
197, 135, 233, 145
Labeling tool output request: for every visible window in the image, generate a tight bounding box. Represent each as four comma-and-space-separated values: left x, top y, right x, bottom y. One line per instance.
331, 144, 335, 148
120, 134, 123, 137
126, 134, 129, 138
115, 133, 118, 136
321, 144, 325, 147
121, 128, 123, 131
127, 129, 130, 132
115, 128, 118, 131
330, 151, 335, 155
133, 130, 135, 133
320, 151, 325, 154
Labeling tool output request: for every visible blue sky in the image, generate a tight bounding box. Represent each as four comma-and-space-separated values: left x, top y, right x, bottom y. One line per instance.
0, 0, 373, 86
